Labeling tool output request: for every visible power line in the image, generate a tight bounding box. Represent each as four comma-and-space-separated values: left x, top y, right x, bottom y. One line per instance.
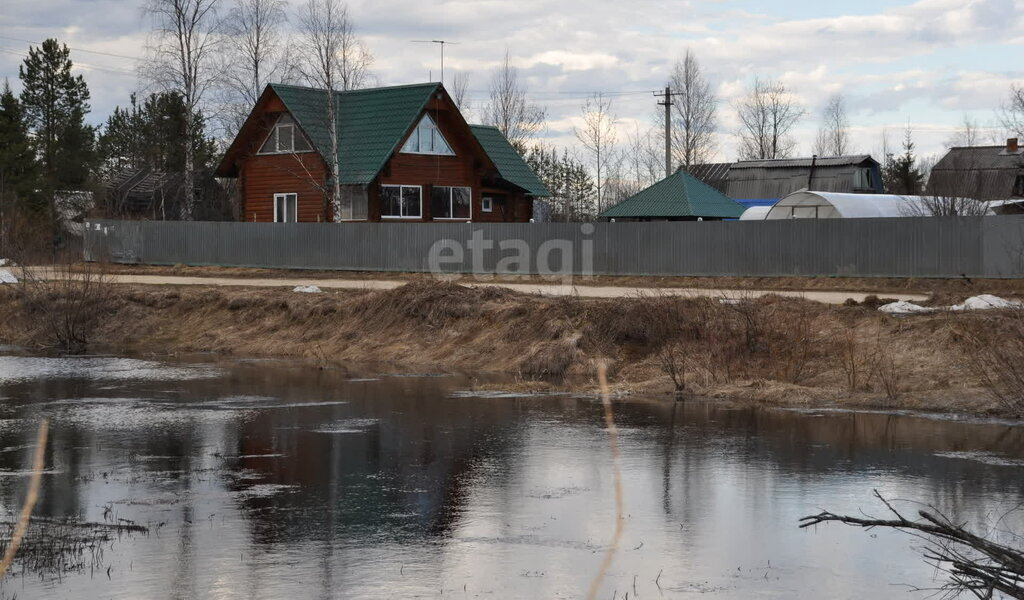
0, 35, 140, 61
0, 46, 137, 77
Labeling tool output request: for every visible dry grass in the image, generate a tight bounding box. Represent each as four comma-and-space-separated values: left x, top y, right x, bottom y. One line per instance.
0, 280, 1013, 415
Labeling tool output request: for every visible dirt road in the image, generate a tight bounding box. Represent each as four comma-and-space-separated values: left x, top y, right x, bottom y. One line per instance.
34, 270, 930, 304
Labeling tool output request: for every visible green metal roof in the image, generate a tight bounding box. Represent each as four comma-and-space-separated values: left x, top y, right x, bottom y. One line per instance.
599, 170, 745, 219
270, 82, 439, 185
268, 83, 547, 196
468, 125, 549, 196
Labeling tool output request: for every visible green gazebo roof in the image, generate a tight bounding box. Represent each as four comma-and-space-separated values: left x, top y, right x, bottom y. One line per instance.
599, 170, 745, 219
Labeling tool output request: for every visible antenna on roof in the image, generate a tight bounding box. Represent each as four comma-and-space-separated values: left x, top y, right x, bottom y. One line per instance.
411, 40, 459, 85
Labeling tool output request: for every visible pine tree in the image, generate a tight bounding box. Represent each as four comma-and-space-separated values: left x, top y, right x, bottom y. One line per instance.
18, 38, 95, 239
0, 82, 37, 200
0, 81, 38, 251
97, 92, 216, 177
882, 127, 925, 195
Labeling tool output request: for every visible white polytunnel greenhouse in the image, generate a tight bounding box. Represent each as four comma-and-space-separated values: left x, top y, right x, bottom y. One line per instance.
737, 191, 991, 219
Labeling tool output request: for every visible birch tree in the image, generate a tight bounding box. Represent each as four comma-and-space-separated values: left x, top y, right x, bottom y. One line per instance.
668, 49, 717, 170
482, 51, 546, 154
946, 114, 982, 148
219, 0, 291, 135
1002, 84, 1024, 138
734, 77, 805, 160
575, 93, 617, 213
812, 94, 851, 156
143, 0, 222, 220
450, 71, 470, 113
296, 0, 373, 219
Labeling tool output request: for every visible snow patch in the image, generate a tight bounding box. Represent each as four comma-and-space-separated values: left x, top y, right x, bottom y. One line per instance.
0, 258, 15, 267
0, 269, 17, 284
950, 294, 1024, 311
878, 300, 934, 315
879, 294, 1023, 315
293, 285, 321, 293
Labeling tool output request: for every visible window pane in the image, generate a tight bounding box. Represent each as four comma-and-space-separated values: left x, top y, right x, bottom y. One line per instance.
432, 186, 451, 218
452, 187, 470, 219
293, 130, 311, 152
402, 187, 422, 217
381, 187, 401, 217
275, 196, 284, 222
280, 124, 294, 152
286, 194, 297, 222
260, 128, 278, 154
432, 128, 453, 155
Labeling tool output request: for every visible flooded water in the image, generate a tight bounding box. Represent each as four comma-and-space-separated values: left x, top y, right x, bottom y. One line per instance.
0, 351, 1022, 599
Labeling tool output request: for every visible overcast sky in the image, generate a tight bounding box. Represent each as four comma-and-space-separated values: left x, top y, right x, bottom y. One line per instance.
2, 0, 1022, 163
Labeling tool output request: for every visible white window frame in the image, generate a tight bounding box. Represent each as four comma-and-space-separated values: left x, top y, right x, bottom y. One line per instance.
481, 196, 493, 213
258, 114, 313, 155
273, 193, 298, 223
400, 113, 455, 156
431, 185, 473, 220
380, 184, 423, 219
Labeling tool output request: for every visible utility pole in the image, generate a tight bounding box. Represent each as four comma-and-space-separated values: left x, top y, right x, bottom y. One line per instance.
655, 87, 682, 178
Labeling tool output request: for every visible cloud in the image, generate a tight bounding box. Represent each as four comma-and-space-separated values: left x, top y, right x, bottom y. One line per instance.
1, 0, 1021, 161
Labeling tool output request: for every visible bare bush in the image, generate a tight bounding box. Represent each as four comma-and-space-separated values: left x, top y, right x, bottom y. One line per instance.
14, 262, 115, 353
872, 344, 903, 402
961, 310, 1024, 417
656, 342, 687, 392
836, 321, 880, 392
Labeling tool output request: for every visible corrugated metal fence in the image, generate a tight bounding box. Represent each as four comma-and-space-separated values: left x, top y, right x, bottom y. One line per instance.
83, 216, 1024, 278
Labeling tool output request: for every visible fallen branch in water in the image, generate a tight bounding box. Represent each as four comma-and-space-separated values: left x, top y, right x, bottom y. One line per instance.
800, 489, 1024, 599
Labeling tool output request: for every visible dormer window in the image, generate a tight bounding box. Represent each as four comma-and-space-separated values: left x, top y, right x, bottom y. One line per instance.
401, 113, 454, 156
259, 113, 312, 154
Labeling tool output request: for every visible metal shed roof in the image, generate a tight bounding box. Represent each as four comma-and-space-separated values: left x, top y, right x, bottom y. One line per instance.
928, 145, 1023, 200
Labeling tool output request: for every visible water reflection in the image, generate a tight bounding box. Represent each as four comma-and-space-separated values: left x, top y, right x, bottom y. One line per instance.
0, 352, 1021, 599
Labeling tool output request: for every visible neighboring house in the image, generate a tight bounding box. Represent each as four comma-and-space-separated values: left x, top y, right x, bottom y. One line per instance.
928, 139, 1024, 205
597, 169, 745, 221
215, 82, 547, 223
689, 155, 883, 208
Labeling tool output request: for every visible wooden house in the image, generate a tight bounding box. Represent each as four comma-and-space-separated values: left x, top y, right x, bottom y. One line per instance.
215, 82, 547, 223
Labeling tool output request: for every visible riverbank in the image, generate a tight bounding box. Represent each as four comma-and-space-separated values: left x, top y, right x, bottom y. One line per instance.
0, 280, 1018, 416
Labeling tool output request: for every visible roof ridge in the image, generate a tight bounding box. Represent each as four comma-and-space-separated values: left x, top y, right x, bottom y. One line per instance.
270, 81, 441, 95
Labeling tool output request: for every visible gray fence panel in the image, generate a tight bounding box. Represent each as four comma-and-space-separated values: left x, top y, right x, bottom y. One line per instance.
83, 216, 1024, 279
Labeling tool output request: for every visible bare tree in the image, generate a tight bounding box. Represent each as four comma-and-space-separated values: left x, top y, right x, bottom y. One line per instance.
142, 0, 223, 220
296, 0, 373, 219
801, 490, 1024, 599
482, 51, 546, 154
450, 71, 470, 113
734, 77, 805, 160
219, 0, 291, 136
620, 123, 662, 197
668, 49, 717, 170
812, 93, 851, 157
947, 114, 982, 148
1002, 84, 1024, 138
575, 93, 618, 213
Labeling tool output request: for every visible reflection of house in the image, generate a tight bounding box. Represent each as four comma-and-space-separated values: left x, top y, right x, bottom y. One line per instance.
215, 82, 547, 223
597, 169, 745, 221
929, 139, 1024, 210
689, 155, 883, 209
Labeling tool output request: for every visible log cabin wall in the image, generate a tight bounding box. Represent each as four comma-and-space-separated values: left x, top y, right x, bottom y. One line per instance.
240, 152, 329, 222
